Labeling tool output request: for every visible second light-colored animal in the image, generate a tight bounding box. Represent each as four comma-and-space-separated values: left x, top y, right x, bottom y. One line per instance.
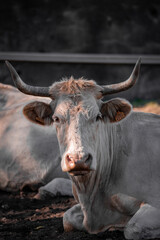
0, 82, 72, 196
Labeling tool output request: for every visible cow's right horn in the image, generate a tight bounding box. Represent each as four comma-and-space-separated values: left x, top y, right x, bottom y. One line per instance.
5, 61, 51, 98
101, 58, 141, 96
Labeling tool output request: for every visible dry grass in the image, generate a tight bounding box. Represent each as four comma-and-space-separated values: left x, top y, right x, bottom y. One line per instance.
134, 102, 160, 115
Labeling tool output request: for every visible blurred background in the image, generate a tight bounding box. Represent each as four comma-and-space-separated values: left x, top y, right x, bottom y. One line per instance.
0, 0, 160, 102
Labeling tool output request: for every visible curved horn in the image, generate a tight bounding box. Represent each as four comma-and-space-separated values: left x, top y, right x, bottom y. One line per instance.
101, 58, 141, 96
5, 61, 51, 98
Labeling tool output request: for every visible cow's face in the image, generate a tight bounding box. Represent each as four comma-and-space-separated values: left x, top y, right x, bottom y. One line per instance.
51, 94, 102, 175
23, 85, 132, 176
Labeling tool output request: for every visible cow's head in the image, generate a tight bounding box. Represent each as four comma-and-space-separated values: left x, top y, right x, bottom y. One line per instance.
6, 60, 140, 176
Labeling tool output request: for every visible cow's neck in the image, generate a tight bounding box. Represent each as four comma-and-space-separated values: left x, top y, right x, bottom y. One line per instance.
71, 121, 117, 193
70, 122, 122, 232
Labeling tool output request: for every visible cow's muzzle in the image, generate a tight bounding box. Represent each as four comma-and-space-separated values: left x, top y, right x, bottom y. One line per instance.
64, 153, 93, 176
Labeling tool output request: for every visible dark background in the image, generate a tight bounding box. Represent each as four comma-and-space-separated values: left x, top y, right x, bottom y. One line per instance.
0, 0, 160, 101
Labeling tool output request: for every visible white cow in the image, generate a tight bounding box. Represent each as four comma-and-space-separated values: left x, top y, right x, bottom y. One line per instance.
6, 59, 160, 239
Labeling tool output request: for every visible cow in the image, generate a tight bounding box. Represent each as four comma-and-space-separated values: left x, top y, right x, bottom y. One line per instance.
0, 81, 72, 197
5, 59, 160, 239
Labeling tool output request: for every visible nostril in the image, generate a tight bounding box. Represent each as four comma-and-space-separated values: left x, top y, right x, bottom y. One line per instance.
66, 154, 75, 167
67, 155, 72, 162
84, 154, 92, 166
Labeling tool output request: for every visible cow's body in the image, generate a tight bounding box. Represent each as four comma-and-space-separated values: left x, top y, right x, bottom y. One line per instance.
0, 83, 68, 192
5, 59, 160, 239
63, 111, 160, 239
114, 112, 160, 208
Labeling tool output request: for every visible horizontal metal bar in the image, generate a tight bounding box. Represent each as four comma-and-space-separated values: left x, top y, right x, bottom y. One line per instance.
0, 52, 160, 64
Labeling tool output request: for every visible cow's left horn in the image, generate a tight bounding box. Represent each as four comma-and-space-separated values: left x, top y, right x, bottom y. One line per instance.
5, 61, 51, 98
101, 58, 141, 96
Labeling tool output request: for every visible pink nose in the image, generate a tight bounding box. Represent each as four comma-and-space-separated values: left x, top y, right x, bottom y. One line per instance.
65, 153, 92, 172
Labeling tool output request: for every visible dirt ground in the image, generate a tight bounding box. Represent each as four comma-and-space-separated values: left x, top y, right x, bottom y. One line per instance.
0, 102, 160, 240
0, 190, 127, 240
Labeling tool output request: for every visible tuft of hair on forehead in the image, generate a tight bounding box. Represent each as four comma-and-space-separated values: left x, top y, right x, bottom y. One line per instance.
49, 77, 103, 99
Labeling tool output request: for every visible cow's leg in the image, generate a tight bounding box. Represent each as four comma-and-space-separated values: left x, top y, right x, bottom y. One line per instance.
124, 203, 160, 240
111, 193, 142, 215
34, 178, 73, 199
63, 204, 85, 232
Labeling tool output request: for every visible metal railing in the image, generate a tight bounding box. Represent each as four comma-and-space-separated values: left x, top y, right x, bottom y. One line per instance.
0, 52, 160, 64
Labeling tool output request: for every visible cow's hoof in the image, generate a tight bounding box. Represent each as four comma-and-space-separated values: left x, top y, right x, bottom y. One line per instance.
63, 211, 75, 232
124, 223, 141, 240
63, 220, 75, 232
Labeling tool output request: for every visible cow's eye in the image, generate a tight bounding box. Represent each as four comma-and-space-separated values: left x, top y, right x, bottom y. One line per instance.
53, 116, 60, 123
96, 113, 102, 121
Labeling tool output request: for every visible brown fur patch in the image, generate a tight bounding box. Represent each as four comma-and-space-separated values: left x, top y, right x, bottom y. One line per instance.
49, 77, 102, 99
115, 111, 126, 122
63, 221, 76, 232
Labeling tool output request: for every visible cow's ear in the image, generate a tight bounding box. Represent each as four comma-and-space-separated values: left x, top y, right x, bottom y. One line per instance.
23, 101, 53, 126
100, 98, 132, 123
